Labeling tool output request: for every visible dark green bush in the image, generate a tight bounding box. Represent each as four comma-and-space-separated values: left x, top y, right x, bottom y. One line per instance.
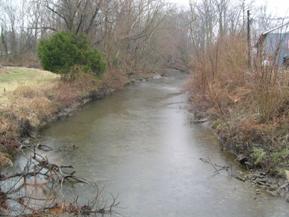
38, 32, 106, 76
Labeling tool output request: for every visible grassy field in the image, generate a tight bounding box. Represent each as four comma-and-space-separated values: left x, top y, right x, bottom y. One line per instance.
0, 66, 101, 138
0, 67, 59, 107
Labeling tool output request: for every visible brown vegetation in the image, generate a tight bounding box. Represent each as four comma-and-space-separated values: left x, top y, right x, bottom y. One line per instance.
188, 33, 289, 176
185, 0, 289, 177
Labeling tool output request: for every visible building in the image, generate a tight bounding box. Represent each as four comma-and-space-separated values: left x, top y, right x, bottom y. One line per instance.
265, 32, 289, 65
255, 21, 289, 66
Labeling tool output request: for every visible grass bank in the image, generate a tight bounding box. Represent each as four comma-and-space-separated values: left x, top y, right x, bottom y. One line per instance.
0, 67, 102, 166
0, 68, 94, 165
0, 66, 161, 168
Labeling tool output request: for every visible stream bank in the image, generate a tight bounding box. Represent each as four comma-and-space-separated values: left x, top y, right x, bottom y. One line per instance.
190, 109, 289, 202
34, 73, 289, 217
0, 68, 163, 168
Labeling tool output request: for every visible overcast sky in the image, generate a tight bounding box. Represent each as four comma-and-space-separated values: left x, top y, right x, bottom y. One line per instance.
169, 0, 289, 17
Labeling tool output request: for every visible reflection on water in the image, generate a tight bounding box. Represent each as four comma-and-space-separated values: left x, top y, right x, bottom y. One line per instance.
39, 74, 289, 217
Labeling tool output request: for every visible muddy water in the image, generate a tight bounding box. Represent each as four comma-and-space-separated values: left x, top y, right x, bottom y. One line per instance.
39, 73, 289, 217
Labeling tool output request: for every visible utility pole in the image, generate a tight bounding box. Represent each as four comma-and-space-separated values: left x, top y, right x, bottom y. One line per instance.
247, 10, 252, 70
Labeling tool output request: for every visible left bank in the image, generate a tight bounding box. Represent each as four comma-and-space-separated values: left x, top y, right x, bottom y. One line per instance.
0, 66, 156, 168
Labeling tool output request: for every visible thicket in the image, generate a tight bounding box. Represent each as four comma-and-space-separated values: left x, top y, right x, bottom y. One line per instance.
188, 33, 289, 176
38, 32, 106, 76
0, 0, 189, 77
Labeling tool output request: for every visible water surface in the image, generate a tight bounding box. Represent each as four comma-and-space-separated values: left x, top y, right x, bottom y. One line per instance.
39, 73, 289, 217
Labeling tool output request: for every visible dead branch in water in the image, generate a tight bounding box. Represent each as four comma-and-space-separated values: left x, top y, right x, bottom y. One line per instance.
0, 145, 119, 216
199, 157, 247, 182
200, 157, 230, 176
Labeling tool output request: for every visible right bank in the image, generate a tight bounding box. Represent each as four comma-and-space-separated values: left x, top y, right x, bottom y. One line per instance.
187, 35, 289, 201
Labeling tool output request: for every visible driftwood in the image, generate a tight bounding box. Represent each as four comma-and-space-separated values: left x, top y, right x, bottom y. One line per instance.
200, 157, 230, 177
0, 145, 119, 216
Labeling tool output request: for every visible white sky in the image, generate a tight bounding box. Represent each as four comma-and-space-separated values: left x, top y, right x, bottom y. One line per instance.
257, 0, 289, 16
169, 0, 289, 17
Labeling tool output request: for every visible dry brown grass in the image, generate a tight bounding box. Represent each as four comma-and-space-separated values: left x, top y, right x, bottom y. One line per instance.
0, 67, 59, 110
0, 67, 103, 141
189, 34, 289, 122
10, 97, 57, 127
188, 34, 250, 117
0, 116, 17, 138
190, 35, 247, 92
13, 85, 42, 98
188, 34, 289, 174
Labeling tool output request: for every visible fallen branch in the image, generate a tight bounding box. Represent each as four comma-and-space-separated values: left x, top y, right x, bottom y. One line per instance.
199, 157, 247, 182
0, 145, 119, 216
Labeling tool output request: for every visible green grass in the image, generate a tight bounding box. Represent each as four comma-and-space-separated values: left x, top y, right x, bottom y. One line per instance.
0, 67, 59, 106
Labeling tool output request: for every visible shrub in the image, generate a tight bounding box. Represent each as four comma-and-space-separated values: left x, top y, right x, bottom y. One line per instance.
85, 49, 106, 75
103, 68, 129, 90
38, 32, 106, 76
251, 147, 267, 166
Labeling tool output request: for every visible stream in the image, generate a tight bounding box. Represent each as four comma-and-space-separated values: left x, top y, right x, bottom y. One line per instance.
33, 72, 289, 217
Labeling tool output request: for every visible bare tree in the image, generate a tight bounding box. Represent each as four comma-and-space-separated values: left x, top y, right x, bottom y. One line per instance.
42, 0, 103, 34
